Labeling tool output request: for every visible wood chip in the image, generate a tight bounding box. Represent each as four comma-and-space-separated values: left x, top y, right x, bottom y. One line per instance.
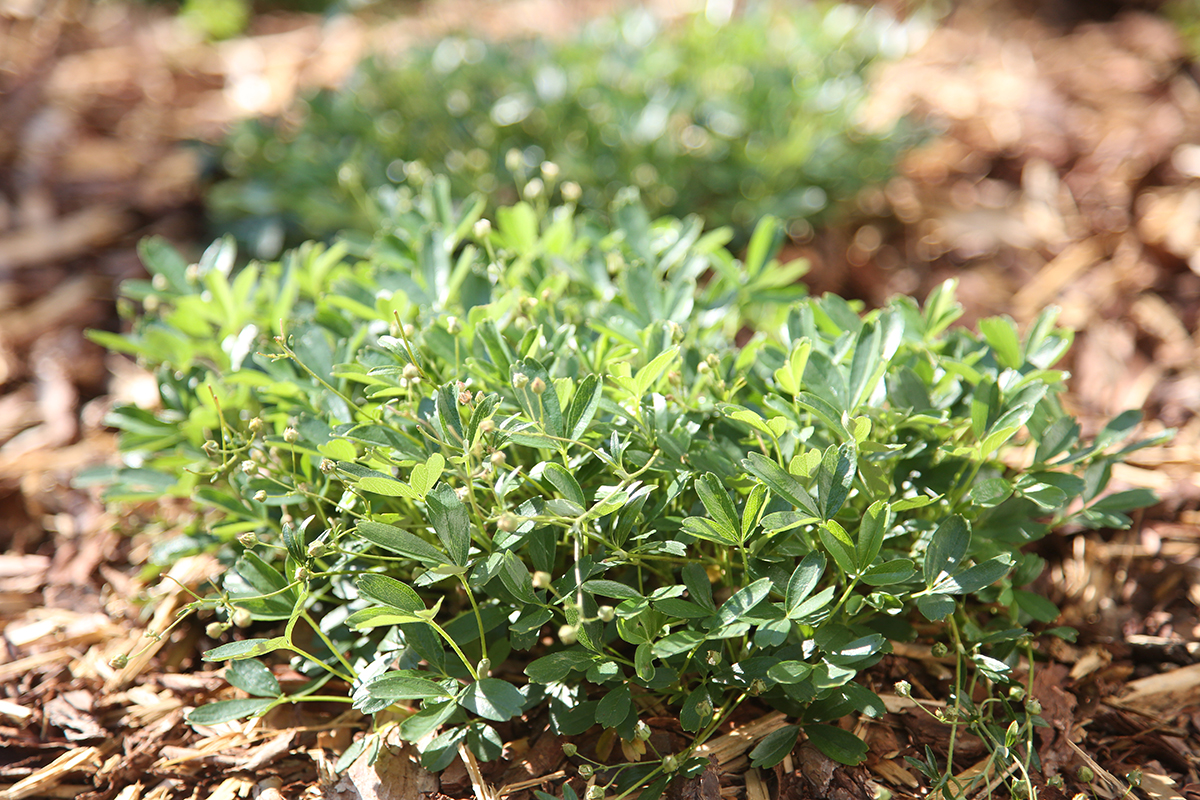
0, 746, 106, 800
694, 711, 788, 766
0, 208, 132, 271
1109, 662, 1200, 714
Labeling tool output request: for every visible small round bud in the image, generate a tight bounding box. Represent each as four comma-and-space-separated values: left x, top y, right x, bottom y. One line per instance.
284, 426, 299, 443
1078, 766, 1095, 783
152, 273, 169, 291
248, 417, 264, 435
205, 621, 228, 638
479, 419, 496, 434
319, 458, 336, 473
696, 698, 714, 718
143, 295, 160, 313
240, 460, 258, 476
524, 178, 544, 199
597, 605, 615, 623
634, 720, 652, 741
697, 361, 711, 374
562, 181, 582, 202
307, 541, 328, 559
295, 565, 309, 582
476, 658, 491, 676
562, 743, 578, 757
512, 373, 529, 389
894, 680, 912, 698
446, 316, 462, 334
1127, 769, 1142, 788
558, 624, 578, 645
403, 363, 421, 380
1008, 685, 1026, 701
474, 218, 492, 238
238, 532, 259, 548
577, 764, 594, 779
232, 607, 253, 628
662, 754, 679, 773
1025, 697, 1042, 716
540, 161, 560, 181
931, 642, 948, 658
253, 490, 267, 502
530, 377, 546, 395
109, 654, 129, 669
498, 513, 520, 533
585, 787, 605, 800
505, 148, 523, 173
185, 264, 200, 284
490, 451, 507, 467
532, 571, 552, 589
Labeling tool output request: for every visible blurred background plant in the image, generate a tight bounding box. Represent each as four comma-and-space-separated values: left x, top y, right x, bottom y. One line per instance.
206, 1, 932, 257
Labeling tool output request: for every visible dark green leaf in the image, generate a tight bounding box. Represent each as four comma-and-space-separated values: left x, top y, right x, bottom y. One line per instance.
459, 678, 525, 722
399, 700, 457, 742
817, 443, 856, 520
357, 573, 425, 612
766, 661, 812, 684
923, 515, 970, 588
933, 555, 1013, 596
784, 552, 825, 618
916, 593, 955, 621
204, 637, 288, 661
712, 577, 772, 628
859, 559, 916, 586
695, 472, 741, 542
803, 724, 868, 765
682, 562, 715, 612
741, 453, 820, 519
355, 520, 447, 567
566, 374, 603, 441
583, 580, 643, 601
225, 659, 281, 697
749, 724, 800, 768
818, 521, 857, 576
525, 650, 595, 684
855, 500, 889, 570
426, 483, 471, 566
596, 685, 631, 729
364, 673, 453, 701
187, 697, 274, 726
680, 684, 713, 732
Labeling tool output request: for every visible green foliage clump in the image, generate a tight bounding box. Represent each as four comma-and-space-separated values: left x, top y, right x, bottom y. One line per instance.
90, 180, 1164, 797
210, 3, 925, 255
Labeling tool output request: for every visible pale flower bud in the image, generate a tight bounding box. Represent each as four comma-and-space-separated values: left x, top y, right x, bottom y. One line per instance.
558, 624, 578, 645
232, 607, 253, 628
562, 181, 582, 202
474, 218, 492, 238
532, 571, 552, 589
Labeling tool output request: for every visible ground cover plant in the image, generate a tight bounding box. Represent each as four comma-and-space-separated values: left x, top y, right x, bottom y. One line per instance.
86, 176, 1168, 798
208, 2, 925, 255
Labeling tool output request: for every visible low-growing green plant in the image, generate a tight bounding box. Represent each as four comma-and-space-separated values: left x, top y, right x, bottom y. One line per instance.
209, 2, 926, 256
89, 179, 1165, 798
